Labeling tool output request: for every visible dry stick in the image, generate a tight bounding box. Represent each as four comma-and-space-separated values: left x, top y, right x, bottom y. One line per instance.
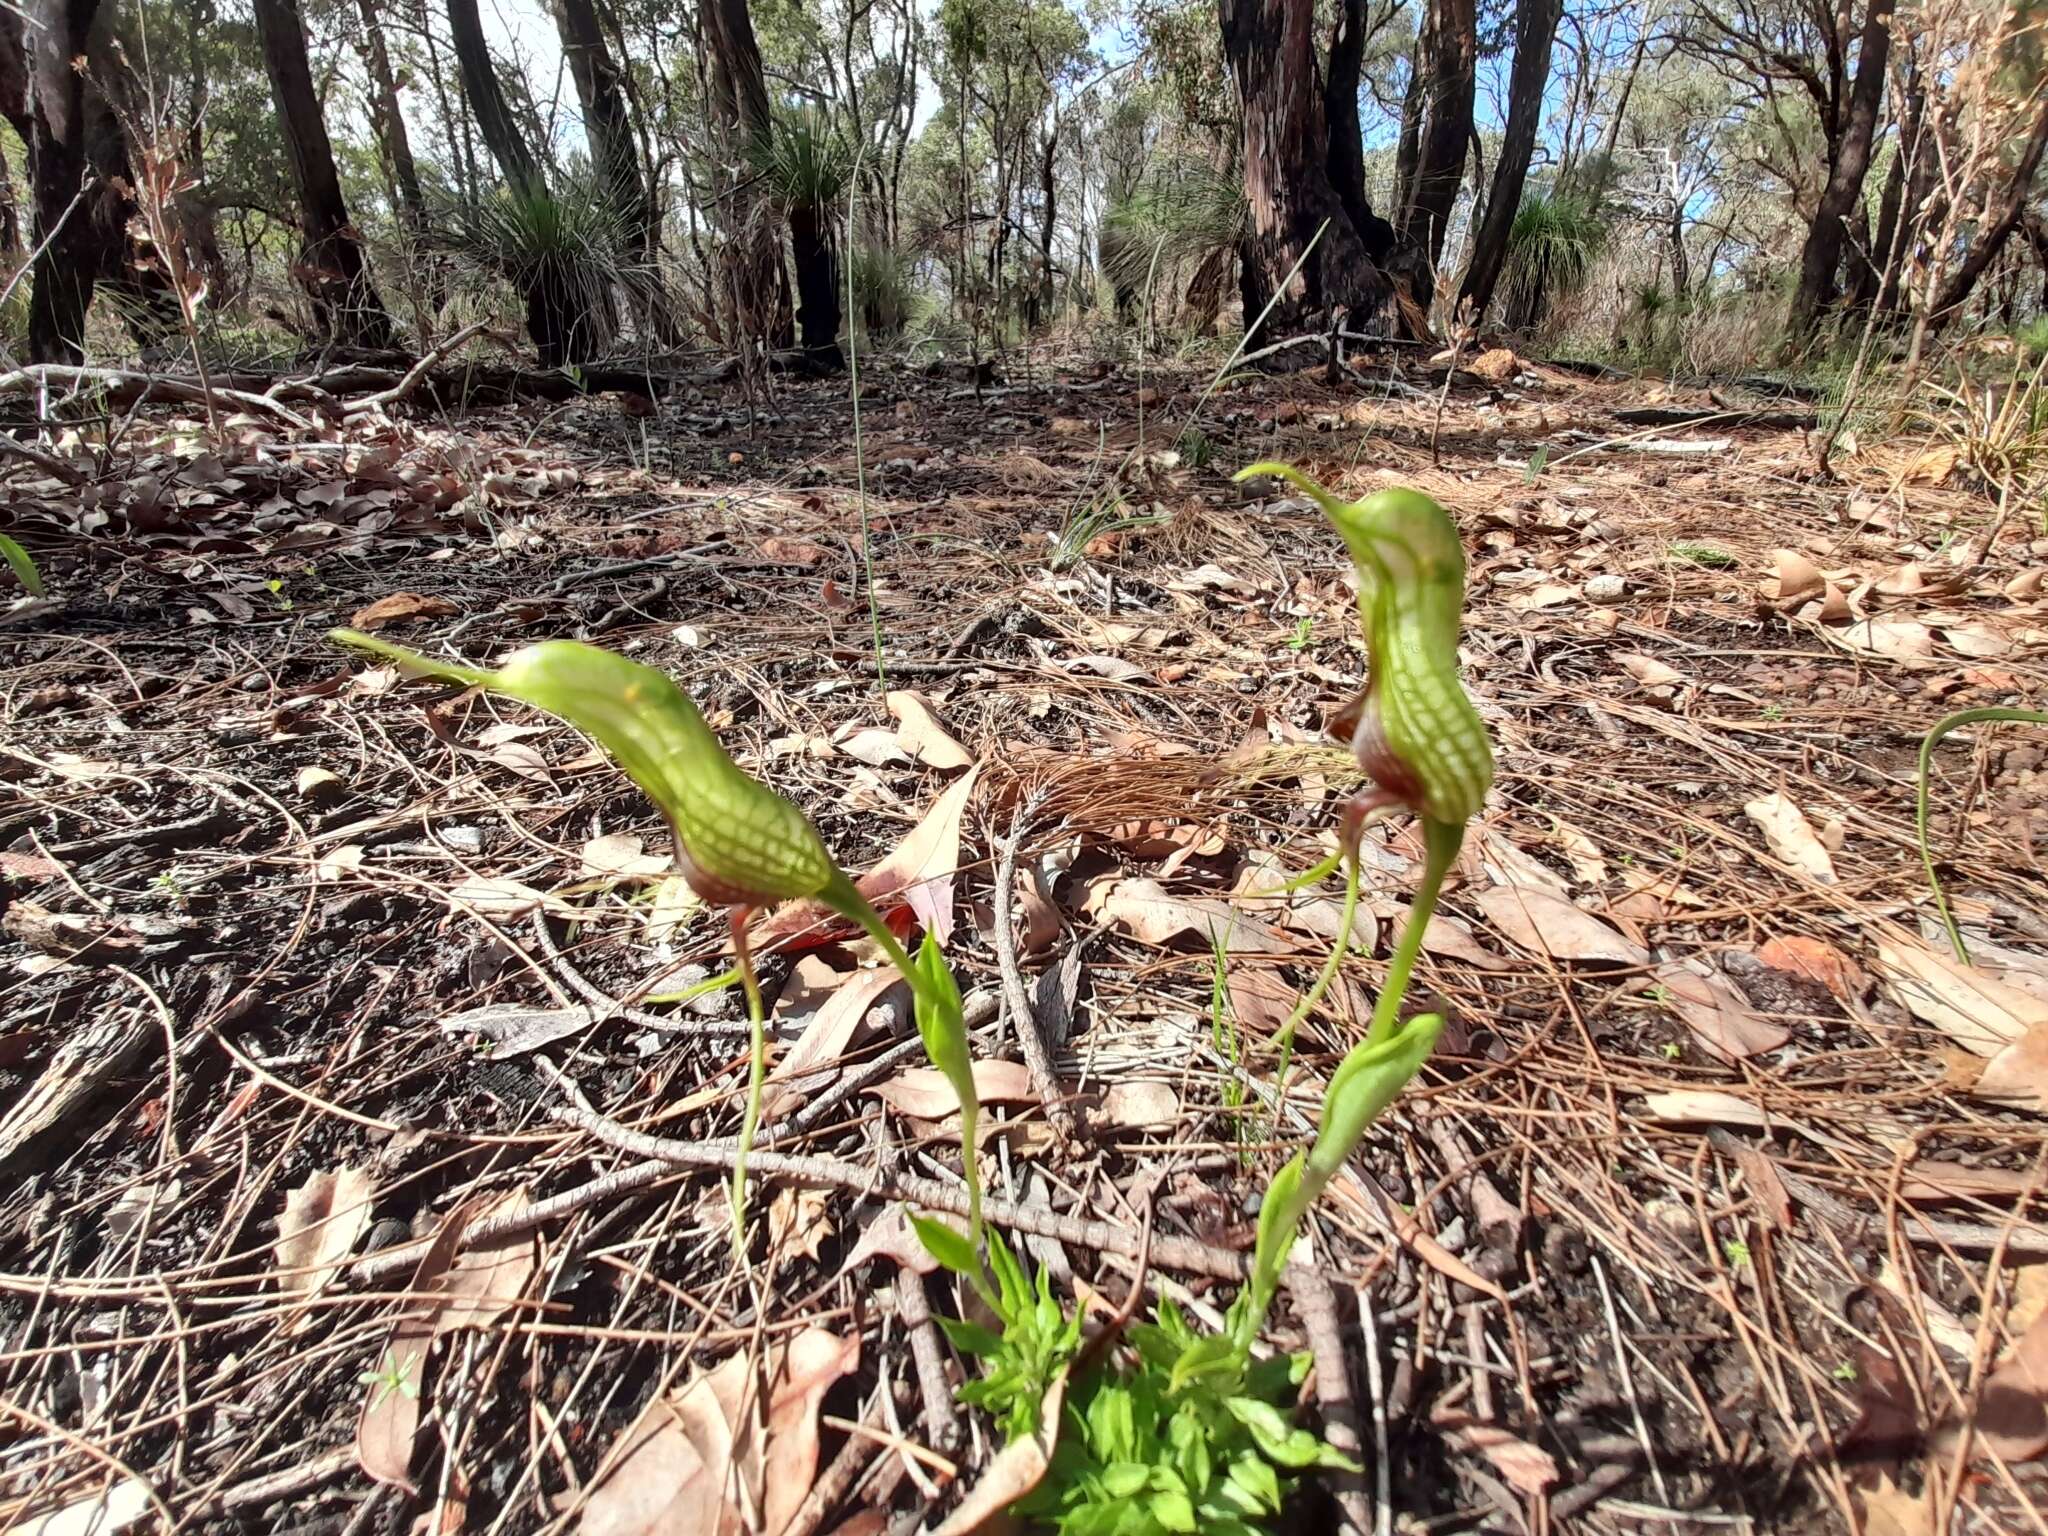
1357, 1288, 1393, 1536
342, 322, 518, 416
1294, 1266, 1370, 1536
990, 804, 1079, 1144
894, 1269, 958, 1453
541, 1098, 1254, 1281
0, 430, 89, 486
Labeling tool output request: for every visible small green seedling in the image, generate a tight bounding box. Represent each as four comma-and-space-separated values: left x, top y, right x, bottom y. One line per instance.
0, 534, 45, 597
1667, 541, 1738, 569
1284, 617, 1313, 652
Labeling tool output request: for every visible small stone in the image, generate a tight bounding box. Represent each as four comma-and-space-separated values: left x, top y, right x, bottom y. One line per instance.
1585, 573, 1628, 604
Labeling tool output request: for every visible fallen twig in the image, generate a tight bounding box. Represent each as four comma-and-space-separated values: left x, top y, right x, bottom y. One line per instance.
343, 322, 519, 417
991, 800, 1079, 1144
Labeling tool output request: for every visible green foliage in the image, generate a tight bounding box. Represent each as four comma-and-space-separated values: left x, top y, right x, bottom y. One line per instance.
0, 534, 44, 597
1051, 482, 1168, 571
1018, 1295, 1347, 1536
433, 176, 648, 354
938, 1230, 1081, 1440
1100, 162, 1248, 302
1501, 191, 1604, 324
851, 245, 919, 338
752, 108, 855, 211
1666, 541, 1738, 568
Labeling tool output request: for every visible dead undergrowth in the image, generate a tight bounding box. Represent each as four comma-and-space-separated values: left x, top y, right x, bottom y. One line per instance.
2, 350, 2046, 1535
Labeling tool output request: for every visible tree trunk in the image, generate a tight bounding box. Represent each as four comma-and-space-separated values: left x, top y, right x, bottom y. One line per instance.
1457, 0, 1562, 319
1324, 0, 1372, 240
788, 201, 842, 366
2, 0, 106, 361
701, 0, 791, 354
1925, 96, 2048, 329
447, 0, 543, 195
1786, 0, 1893, 342
553, 0, 651, 254
553, 0, 678, 341
1218, 0, 1395, 344
355, 0, 427, 230
253, 0, 394, 346
1407, 0, 1476, 275
1391, 28, 1427, 225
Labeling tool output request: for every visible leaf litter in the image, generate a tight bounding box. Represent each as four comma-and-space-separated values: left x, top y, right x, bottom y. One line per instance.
7, 360, 2048, 1535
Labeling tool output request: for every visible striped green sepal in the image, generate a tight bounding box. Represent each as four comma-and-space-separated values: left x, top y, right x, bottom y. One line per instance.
331, 629, 837, 905
1236, 464, 1493, 825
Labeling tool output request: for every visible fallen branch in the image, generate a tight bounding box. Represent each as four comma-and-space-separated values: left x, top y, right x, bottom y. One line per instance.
342, 323, 520, 417
0, 365, 319, 429
0, 430, 90, 485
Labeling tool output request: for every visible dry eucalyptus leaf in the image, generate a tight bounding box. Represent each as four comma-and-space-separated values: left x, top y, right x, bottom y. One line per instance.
348, 590, 459, 631
1099, 876, 1296, 955
1871, 934, 2045, 1055
1619, 652, 1688, 690
1469, 885, 1648, 966
275, 1166, 377, 1321
581, 833, 669, 880
886, 689, 973, 769
1743, 792, 1837, 884
832, 724, 912, 767
871, 1059, 1037, 1120
1653, 960, 1790, 1062
1639, 1089, 1770, 1128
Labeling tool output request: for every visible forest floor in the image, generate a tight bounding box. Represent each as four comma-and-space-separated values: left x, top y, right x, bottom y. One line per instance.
3, 342, 2047, 1536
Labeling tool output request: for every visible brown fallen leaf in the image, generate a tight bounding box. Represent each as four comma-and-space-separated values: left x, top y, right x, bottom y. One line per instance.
276, 1166, 377, 1330
357, 1191, 536, 1490
840, 1205, 941, 1276
1755, 935, 1866, 1001
1619, 652, 1688, 690
759, 536, 824, 565
1101, 1079, 1179, 1127
1429, 1410, 1558, 1495
578, 1329, 859, 1536
763, 965, 906, 1118
1096, 876, 1296, 955
1968, 1288, 2048, 1462
1639, 1088, 1770, 1127
1762, 548, 1826, 606
1859, 1476, 1934, 1536
767, 1185, 834, 1267
579, 1350, 748, 1536
1469, 884, 1649, 966
760, 1329, 863, 1535
1870, 934, 2046, 1056
886, 690, 974, 769
1975, 1024, 2048, 1112
1653, 960, 1791, 1062
852, 765, 981, 945
1743, 791, 1838, 884
930, 1372, 1068, 1536
871, 1059, 1038, 1119
581, 833, 669, 881
832, 723, 912, 767
348, 591, 459, 631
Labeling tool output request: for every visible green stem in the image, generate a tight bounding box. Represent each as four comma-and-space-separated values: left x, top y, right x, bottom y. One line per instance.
824, 882, 985, 1252
1269, 849, 1362, 1134
1916, 707, 2048, 964
644, 965, 744, 1006
1366, 819, 1462, 1048
729, 948, 767, 1264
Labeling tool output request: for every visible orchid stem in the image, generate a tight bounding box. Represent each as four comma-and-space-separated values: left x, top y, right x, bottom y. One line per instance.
1367, 820, 1461, 1048
728, 915, 766, 1265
